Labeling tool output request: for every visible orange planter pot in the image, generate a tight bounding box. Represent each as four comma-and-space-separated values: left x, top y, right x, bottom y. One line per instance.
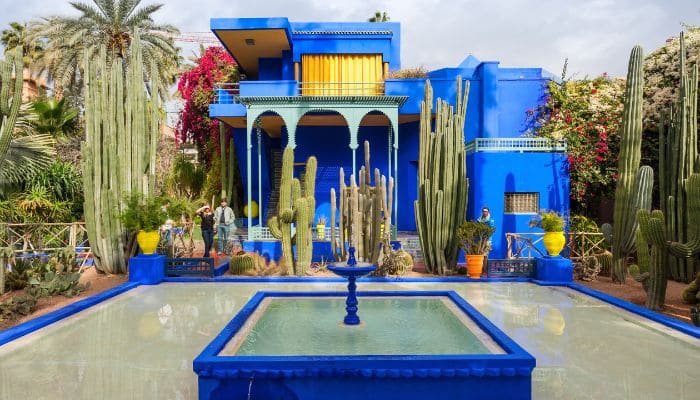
465, 255, 485, 279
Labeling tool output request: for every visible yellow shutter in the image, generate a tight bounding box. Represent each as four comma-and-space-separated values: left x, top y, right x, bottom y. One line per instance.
301, 54, 383, 95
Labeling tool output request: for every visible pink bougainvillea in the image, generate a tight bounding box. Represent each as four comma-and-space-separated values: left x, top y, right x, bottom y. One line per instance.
176, 47, 238, 165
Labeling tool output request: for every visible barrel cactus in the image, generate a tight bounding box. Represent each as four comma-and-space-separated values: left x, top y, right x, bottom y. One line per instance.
230, 253, 255, 275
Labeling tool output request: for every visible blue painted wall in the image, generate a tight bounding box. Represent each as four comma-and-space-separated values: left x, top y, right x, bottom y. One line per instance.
467, 151, 570, 259
258, 58, 282, 80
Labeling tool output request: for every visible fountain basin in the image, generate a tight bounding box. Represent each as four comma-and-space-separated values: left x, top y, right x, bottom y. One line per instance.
193, 290, 535, 400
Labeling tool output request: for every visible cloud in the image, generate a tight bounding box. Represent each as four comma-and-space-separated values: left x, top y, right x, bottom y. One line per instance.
1, 0, 697, 78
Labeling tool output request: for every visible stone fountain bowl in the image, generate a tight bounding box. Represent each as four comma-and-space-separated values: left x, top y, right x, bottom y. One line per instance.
327, 262, 376, 278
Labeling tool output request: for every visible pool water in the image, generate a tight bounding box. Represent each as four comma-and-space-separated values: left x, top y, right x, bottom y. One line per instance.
0, 282, 698, 399
225, 297, 499, 356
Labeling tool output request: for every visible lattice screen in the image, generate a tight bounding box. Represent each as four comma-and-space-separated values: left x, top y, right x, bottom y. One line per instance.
504, 192, 539, 214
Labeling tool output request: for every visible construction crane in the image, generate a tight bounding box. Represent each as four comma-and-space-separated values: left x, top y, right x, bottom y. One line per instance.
168, 32, 221, 46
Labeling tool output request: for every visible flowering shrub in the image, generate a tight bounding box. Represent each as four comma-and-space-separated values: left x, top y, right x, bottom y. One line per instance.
644, 25, 700, 132
175, 47, 238, 165
532, 76, 625, 211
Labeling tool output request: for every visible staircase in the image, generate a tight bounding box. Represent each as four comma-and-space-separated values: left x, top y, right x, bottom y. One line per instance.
265, 149, 283, 223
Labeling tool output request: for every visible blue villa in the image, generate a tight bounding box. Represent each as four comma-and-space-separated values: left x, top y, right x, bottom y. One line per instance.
208, 17, 569, 260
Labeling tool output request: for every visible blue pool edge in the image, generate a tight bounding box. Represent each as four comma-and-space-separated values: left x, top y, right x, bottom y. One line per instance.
0, 281, 140, 346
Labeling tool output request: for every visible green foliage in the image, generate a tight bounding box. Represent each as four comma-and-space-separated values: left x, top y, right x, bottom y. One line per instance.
165, 197, 196, 224
166, 154, 205, 199
569, 214, 600, 233
27, 271, 89, 298
529, 211, 565, 232
457, 220, 495, 255
1, 134, 56, 187
30, 98, 79, 137
368, 11, 390, 22
120, 193, 166, 232
28, 0, 180, 96
0, 293, 38, 321
681, 272, 700, 304
4, 257, 35, 291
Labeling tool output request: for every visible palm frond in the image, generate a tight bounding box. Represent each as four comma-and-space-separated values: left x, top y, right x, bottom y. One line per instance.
0, 134, 56, 185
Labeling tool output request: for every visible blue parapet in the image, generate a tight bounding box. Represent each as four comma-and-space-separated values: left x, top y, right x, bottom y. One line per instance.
535, 256, 573, 283
128, 254, 166, 285
239, 80, 298, 97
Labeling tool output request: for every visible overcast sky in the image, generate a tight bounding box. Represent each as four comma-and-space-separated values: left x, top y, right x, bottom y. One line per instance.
1, 0, 698, 78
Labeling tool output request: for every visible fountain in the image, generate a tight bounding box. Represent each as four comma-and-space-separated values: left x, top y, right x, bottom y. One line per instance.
327, 247, 376, 325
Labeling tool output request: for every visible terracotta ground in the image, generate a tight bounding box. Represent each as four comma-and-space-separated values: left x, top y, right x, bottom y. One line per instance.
0, 261, 694, 332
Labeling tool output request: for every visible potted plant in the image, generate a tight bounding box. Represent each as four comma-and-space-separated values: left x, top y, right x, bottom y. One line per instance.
456, 220, 495, 278
120, 193, 166, 255
316, 215, 327, 240
529, 211, 566, 256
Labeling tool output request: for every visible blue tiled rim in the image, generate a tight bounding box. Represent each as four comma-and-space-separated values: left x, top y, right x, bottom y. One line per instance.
1, 276, 698, 349
193, 290, 536, 379
0, 281, 139, 346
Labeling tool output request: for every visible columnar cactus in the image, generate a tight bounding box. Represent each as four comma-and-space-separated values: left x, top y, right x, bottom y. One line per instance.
81, 34, 160, 274
331, 141, 392, 264
0, 48, 23, 169
629, 210, 668, 310
219, 123, 239, 209
267, 146, 316, 275
611, 46, 653, 283
659, 32, 700, 282
414, 77, 469, 275
0, 247, 15, 295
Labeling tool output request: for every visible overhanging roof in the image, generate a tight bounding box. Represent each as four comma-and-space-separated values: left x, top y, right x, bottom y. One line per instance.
211, 18, 293, 79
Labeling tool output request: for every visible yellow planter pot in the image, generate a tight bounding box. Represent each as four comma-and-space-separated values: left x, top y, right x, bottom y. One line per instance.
137, 230, 160, 255
543, 232, 566, 256
465, 255, 485, 279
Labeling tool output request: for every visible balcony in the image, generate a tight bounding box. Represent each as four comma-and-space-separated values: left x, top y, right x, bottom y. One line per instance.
213, 81, 387, 104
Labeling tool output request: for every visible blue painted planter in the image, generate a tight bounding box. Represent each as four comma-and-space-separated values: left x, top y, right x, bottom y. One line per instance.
193, 291, 535, 400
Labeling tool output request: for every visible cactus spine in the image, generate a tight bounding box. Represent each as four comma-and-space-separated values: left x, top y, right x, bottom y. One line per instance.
659, 32, 700, 282
414, 77, 469, 275
81, 34, 160, 274
331, 141, 392, 264
611, 46, 653, 283
0, 48, 23, 169
267, 146, 316, 275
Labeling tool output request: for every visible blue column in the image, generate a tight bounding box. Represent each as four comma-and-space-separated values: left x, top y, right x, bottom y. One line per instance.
480, 62, 500, 138
128, 254, 165, 285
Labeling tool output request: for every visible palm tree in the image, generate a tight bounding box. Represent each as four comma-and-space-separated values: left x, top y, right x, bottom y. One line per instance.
31, 98, 80, 137
29, 0, 181, 96
1, 22, 47, 92
368, 11, 390, 22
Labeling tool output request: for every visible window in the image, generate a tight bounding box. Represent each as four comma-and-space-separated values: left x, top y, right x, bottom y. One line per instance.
504, 192, 539, 214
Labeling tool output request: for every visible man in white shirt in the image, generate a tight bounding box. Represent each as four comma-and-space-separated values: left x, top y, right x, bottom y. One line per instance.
214, 199, 235, 255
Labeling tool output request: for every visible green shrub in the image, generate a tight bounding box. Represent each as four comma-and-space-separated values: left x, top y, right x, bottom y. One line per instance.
120, 192, 167, 232
569, 214, 600, 233
456, 221, 495, 255
529, 211, 565, 232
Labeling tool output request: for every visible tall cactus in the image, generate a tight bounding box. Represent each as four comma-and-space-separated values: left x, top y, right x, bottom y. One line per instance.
267, 146, 316, 275
629, 210, 668, 310
331, 141, 392, 264
81, 34, 161, 274
0, 48, 23, 169
659, 32, 700, 282
0, 247, 14, 295
219, 122, 240, 211
611, 46, 653, 283
414, 77, 469, 275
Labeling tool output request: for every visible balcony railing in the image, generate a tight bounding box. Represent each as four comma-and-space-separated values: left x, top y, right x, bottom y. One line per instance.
299, 82, 385, 96
213, 82, 240, 104
465, 138, 567, 153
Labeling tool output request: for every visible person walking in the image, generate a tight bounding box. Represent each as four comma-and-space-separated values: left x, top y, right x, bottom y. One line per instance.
214, 199, 235, 255
196, 204, 215, 258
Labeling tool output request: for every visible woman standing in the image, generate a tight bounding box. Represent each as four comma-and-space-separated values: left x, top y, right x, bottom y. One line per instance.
196, 204, 215, 258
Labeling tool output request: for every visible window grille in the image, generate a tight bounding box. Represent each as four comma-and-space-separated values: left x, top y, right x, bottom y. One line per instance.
504, 192, 539, 214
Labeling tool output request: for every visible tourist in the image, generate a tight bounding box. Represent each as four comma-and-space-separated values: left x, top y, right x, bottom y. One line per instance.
478, 206, 496, 260
196, 204, 215, 258
161, 200, 174, 245
214, 199, 235, 255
